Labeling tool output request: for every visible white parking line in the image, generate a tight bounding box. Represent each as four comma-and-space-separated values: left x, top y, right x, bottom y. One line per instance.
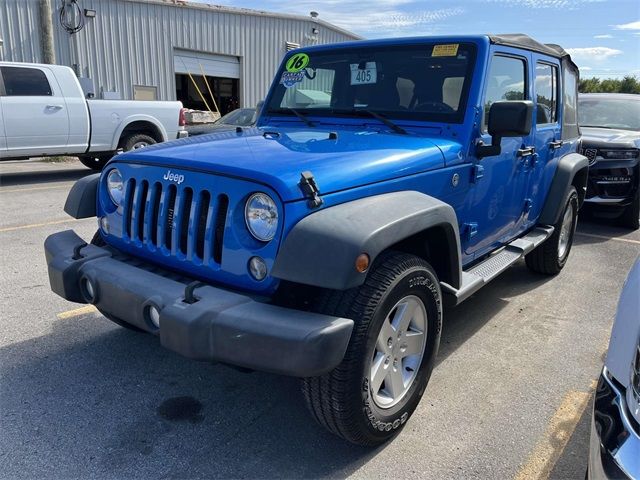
575, 231, 640, 245
0, 219, 75, 233
0, 185, 71, 194
57, 305, 97, 320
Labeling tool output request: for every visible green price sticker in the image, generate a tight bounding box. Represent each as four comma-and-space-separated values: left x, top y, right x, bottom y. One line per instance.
285, 53, 310, 72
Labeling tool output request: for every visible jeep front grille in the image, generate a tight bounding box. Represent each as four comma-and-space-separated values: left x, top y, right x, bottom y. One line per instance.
121, 178, 229, 265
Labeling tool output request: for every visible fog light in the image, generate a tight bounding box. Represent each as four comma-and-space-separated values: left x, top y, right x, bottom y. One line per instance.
148, 305, 160, 329
248, 256, 267, 281
81, 277, 96, 303
100, 216, 109, 234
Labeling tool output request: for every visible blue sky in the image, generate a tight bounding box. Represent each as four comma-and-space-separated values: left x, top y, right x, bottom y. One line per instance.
191, 0, 640, 78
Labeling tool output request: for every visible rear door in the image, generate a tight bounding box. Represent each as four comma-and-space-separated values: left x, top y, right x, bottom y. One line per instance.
465, 49, 535, 257
0, 74, 6, 157
0, 65, 70, 157
523, 56, 562, 230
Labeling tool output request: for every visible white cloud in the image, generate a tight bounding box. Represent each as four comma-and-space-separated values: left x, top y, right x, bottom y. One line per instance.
485, 0, 604, 9
614, 20, 640, 30
565, 47, 623, 61
593, 34, 613, 39
580, 66, 593, 71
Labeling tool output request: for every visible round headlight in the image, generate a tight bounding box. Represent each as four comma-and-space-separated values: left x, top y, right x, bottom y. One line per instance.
106, 168, 124, 206
245, 193, 278, 242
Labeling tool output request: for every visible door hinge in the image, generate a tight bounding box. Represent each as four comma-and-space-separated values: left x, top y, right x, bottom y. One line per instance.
463, 222, 478, 241
471, 164, 484, 184
299, 171, 323, 208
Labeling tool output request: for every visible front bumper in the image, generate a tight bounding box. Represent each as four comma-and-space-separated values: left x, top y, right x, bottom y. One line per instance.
585, 159, 639, 209
588, 368, 640, 480
44, 230, 353, 377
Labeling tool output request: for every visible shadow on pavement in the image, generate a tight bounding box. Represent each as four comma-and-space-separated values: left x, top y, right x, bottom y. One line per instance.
549, 394, 594, 480
0, 166, 93, 187
0, 261, 553, 478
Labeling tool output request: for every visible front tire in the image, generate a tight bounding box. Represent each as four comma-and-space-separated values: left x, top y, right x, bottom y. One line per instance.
302, 251, 442, 446
619, 192, 639, 230
526, 187, 579, 275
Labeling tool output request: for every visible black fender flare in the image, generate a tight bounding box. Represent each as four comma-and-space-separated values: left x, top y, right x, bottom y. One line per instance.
539, 152, 589, 225
64, 173, 100, 219
271, 191, 462, 291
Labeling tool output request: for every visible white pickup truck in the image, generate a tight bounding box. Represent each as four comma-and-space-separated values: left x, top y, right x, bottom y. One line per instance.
0, 62, 187, 169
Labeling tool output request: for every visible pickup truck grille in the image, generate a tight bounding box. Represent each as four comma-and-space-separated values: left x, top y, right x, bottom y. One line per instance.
121, 178, 229, 265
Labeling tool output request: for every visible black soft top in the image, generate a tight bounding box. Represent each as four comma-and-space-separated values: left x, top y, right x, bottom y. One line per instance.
489, 33, 578, 70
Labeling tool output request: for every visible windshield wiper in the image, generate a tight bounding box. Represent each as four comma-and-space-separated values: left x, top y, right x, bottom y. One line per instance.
354, 109, 408, 135
284, 107, 315, 128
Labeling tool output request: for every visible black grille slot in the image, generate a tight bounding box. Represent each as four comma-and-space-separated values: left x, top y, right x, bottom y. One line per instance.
123, 179, 136, 239
179, 188, 193, 255
136, 181, 149, 242
213, 194, 229, 264
164, 184, 177, 250
150, 183, 162, 245
196, 191, 210, 259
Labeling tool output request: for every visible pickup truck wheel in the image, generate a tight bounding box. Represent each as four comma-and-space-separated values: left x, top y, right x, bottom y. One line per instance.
121, 133, 156, 152
78, 154, 112, 171
619, 192, 639, 230
89, 231, 145, 333
302, 251, 442, 446
526, 187, 578, 275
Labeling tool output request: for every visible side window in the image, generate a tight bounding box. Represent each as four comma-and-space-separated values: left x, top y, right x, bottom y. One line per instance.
483, 55, 526, 129
535, 63, 558, 125
0, 67, 53, 96
563, 66, 578, 133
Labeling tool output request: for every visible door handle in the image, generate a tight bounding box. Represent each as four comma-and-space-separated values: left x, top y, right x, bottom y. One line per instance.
549, 140, 564, 150
517, 146, 535, 158
45, 105, 63, 110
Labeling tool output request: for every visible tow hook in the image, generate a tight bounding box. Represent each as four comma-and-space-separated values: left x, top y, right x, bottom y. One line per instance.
72, 242, 88, 260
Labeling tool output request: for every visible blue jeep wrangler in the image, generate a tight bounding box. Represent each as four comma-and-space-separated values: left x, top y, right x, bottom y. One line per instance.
45, 34, 588, 446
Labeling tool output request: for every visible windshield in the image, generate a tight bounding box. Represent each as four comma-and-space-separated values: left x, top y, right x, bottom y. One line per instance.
216, 108, 256, 126
266, 43, 477, 124
578, 96, 640, 131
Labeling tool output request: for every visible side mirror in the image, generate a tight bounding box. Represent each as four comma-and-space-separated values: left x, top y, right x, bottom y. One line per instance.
477, 100, 533, 158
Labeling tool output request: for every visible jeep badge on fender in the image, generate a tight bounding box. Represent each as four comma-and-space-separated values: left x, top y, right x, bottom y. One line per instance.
45, 34, 587, 446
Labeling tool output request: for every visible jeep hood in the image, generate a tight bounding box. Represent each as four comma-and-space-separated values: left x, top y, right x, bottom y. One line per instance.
114, 127, 459, 202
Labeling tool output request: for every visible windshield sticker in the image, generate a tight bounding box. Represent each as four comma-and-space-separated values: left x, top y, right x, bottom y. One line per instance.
350, 62, 377, 85
280, 71, 305, 88
432, 44, 459, 57
286, 53, 310, 72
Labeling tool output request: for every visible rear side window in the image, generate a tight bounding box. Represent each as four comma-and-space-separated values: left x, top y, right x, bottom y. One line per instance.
535, 62, 558, 124
483, 55, 527, 129
562, 65, 579, 139
1, 67, 53, 96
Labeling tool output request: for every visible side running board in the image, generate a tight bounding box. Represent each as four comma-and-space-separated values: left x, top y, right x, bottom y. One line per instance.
441, 226, 554, 305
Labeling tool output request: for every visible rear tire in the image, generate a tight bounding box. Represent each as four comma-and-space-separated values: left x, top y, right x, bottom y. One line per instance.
526, 187, 578, 275
121, 133, 156, 152
90, 231, 144, 332
302, 251, 442, 446
78, 154, 112, 171
619, 192, 639, 230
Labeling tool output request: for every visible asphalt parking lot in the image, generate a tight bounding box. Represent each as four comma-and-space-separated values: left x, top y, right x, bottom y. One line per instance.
1, 158, 638, 479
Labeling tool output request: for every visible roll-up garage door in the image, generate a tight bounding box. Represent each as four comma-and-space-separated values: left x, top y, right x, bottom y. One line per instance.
174, 50, 240, 79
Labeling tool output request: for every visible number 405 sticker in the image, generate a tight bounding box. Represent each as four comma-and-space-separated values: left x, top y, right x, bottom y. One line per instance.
350, 62, 377, 85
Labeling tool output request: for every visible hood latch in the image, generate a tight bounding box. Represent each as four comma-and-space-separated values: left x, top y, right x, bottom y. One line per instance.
299, 171, 323, 208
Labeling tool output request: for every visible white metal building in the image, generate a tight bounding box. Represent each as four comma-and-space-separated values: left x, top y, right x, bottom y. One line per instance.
0, 0, 359, 113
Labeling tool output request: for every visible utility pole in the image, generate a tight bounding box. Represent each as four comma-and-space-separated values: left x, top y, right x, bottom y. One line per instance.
39, 0, 56, 64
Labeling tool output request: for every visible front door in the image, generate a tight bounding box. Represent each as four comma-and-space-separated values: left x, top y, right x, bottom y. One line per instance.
0, 65, 70, 157
464, 50, 534, 258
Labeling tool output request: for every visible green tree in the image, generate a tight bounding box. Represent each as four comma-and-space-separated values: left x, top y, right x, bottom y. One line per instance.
579, 75, 640, 94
